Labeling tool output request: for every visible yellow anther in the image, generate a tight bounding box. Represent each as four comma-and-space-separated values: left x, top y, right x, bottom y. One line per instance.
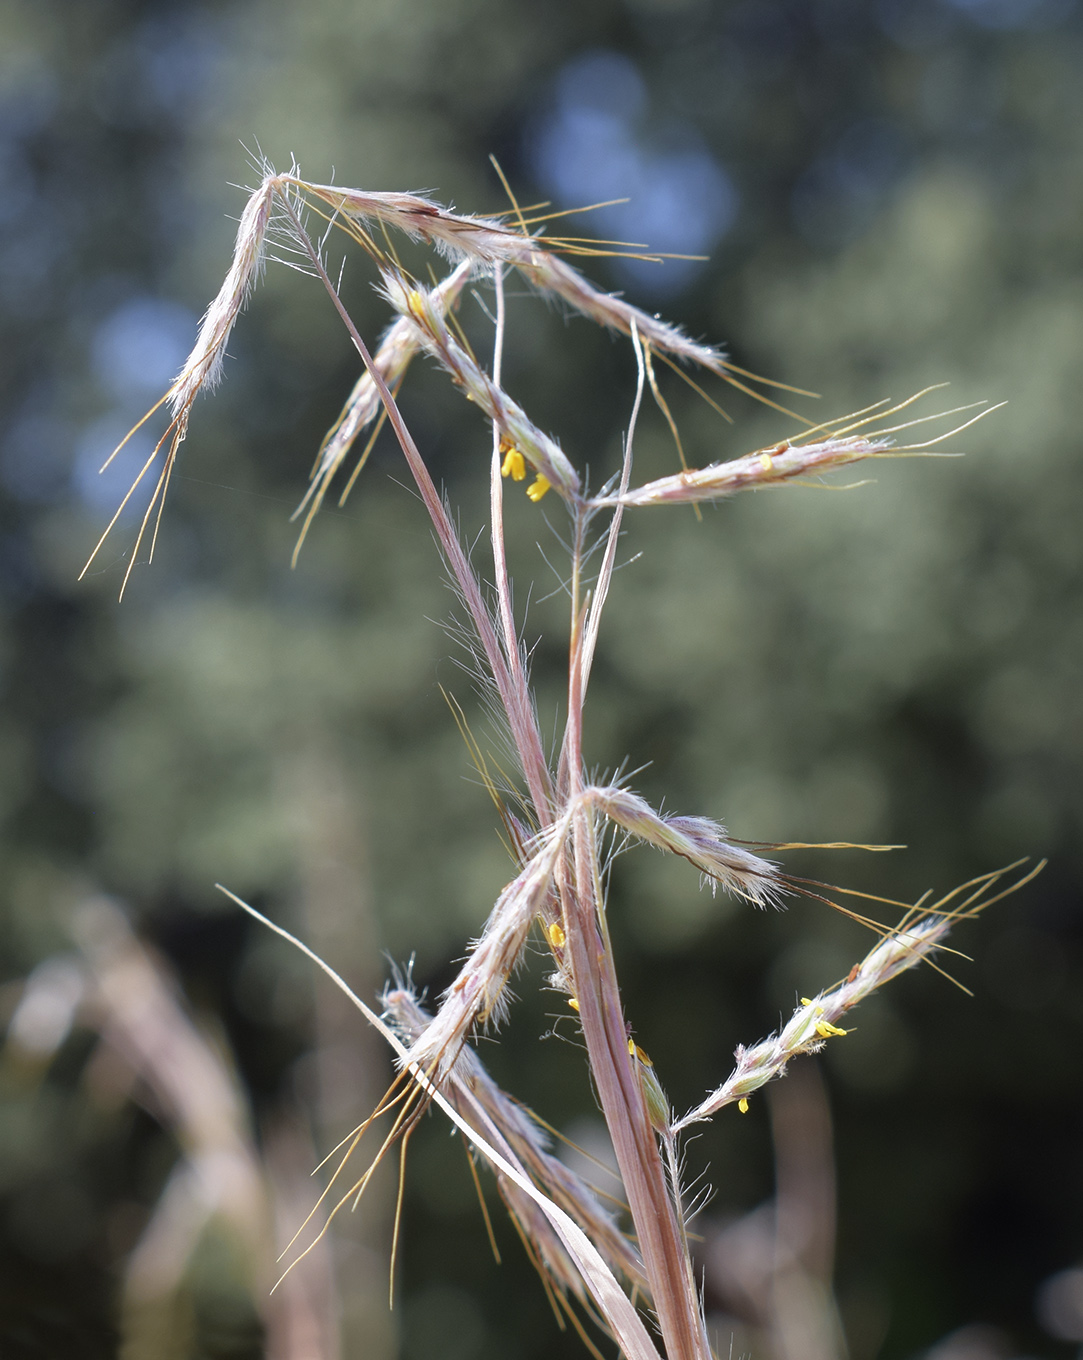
628, 1040, 653, 1067
568, 997, 579, 1012
526, 474, 551, 502
801, 997, 814, 1006
738, 1097, 750, 1114
759, 453, 774, 473
546, 920, 565, 949
406, 289, 426, 319
815, 1020, 849, 1039
501, 446, 526, 482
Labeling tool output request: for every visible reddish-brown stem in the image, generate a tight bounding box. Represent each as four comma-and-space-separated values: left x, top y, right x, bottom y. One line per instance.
276, 189, 554, 821
560, 525, 709, 1360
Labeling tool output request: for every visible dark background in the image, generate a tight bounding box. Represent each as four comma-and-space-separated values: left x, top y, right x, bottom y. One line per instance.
0, 0, 1080, 1357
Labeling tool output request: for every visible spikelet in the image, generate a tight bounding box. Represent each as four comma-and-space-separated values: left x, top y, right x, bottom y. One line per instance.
290, 260, 475, 547
80, 173, 280, 593
675, 858, 1044, 1128
384, 986, 648, 1304
172, 176, 278, 421
296, 183, 528, 264
589, 785, 781, 907
593, 435, 893, 509
404, 818, 571, 1079
379, 270, 581, 502
296, 179, 727, 372
674, 915, 951, 1128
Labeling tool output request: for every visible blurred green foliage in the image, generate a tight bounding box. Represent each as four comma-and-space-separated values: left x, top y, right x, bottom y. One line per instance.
0, 0, 1081, 1357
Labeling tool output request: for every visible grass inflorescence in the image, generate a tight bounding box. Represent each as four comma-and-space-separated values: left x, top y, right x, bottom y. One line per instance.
92, 155, 1038, 1360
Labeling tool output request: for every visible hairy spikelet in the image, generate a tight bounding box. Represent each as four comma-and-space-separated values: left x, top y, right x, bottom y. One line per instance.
294, 261, 474, 524
674, 916, 948, 1129
594, 435, 894, 508
589, 785, 781, 906
673, 857, 1045, 1131
384, 986, 648, 1303
404, 820, 570, 1079
379, 270, 581, 501
171, 177, 277, 421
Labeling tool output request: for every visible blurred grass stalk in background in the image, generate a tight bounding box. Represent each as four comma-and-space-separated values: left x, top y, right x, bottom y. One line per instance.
84, 159, 1040, 1359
